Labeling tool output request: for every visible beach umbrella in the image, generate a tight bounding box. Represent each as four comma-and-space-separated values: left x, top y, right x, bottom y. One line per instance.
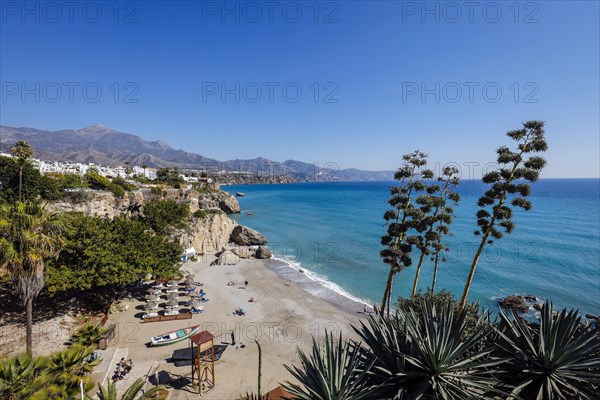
145, 294, 159, 301
188, 298, 201, 307
144, 301, 158, 310
148, 288, 162, 295
167, 292, 179, 300
168, 279, 178, 286
166, 299, 179, 308
184, 277, 194, 285
186, 273, 195, 279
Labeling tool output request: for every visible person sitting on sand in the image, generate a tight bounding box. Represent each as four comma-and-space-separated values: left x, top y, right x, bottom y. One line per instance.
249, 297, 256, 302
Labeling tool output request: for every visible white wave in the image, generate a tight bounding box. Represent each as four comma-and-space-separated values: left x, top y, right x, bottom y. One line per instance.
273, 256, 372, 307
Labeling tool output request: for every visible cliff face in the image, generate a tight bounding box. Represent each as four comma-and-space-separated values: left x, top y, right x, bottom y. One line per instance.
47, 188, 240, 218
47, 188, 243, 256
176, 211, 238, 253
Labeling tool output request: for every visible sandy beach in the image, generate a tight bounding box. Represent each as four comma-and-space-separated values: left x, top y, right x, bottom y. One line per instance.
105, 253, 366, 399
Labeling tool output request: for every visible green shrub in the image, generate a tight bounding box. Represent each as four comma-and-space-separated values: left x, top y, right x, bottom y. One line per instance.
142, 199, 189, 232
71, 323, 107, 347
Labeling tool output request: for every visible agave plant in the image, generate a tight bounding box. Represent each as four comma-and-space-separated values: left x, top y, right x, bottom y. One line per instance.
494, 301, 600, 399
0, 353, 47, 400
282, 331, 374, 400
95, 377, 167, 400
355, 297, 506, 399
71, 323, 107, 347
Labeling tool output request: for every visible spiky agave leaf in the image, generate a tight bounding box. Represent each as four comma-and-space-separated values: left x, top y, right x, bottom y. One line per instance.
495, 301, 600, 399
356, 297, 507, 399
282, 331, 374, 400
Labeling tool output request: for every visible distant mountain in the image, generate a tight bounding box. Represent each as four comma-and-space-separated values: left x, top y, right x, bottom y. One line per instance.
0, 124, 394, 181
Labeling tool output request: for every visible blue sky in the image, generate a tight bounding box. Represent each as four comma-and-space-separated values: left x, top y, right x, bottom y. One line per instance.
1, 1, 598, 177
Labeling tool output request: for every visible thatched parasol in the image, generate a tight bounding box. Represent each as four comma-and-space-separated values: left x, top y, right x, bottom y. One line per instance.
167, 292, 179, 300
145, 294, 159, 301
144, 301, 158, 310
166, 299, 179, 308
168, 279, 178, 286
188, 298, 201, 307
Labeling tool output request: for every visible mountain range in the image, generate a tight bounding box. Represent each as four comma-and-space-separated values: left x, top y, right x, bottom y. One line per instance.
0, 124, 394, 182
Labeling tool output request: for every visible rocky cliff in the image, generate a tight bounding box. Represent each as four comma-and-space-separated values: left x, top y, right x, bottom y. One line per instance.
47, 188, 240, 218
47, 188, 270, 262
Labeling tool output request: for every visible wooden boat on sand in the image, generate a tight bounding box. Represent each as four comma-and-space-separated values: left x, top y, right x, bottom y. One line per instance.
150, 325, 199, 346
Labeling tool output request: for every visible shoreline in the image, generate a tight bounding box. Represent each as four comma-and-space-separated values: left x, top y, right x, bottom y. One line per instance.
103, 253, 365, 399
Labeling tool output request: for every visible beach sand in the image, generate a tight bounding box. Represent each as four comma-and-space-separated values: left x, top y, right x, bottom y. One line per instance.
105, 254, 366, 399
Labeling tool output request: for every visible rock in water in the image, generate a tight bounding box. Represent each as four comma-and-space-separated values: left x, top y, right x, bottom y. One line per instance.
256, 246, 272, 259
499, 295, 530, 313
230, 225, 267, 246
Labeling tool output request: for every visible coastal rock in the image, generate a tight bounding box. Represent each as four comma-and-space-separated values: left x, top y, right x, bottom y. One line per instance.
177, 211, 237, 254
214, 250, 239, 265
586, 313, 600, 325
533, 303, 544, 311
197, 191, 240, 214
256, 246, 272, 259
499, 295, 531, 313
231, 246, 257, 259
230, 225, 267, 246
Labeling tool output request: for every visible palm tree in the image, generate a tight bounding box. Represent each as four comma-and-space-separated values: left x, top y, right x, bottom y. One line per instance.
31, 345, 98, 399
459, 121, 548, 311
0, 353, 47, 400
283, 332, 375, 400
495, 302, 600, 399
10, 141, 34, 201
0, 201, 66, 355
94, 377, 167, 400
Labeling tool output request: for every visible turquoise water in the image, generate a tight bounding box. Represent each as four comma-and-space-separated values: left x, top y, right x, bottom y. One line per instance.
223, 180, 600, 315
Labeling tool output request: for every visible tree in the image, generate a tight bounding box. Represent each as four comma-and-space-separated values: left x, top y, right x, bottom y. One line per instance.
380, 151, 432, 315
0, 202, 66, 355
141, 198, 189, 233
0, 155, 47, 204
410, 166, 460, 297
44, 214, 181, 294
10, 141, 34, 201
33, 345, 98, 399
459, 121, 548, 311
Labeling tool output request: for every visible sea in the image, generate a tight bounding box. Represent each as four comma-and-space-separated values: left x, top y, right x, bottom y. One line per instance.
223, 179, 600, 316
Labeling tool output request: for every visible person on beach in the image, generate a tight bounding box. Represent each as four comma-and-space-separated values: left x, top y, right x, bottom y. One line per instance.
245, 280, 248, 288
231, 331, 235, 345
373, 304, 379, 315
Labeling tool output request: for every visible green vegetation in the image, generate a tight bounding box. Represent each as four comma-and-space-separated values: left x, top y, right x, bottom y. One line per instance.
141, 198, 189, 233
0, 156, 58, 203
379, 150, 433, 315
83, 171, 133, 198
279, 296, 599, 400
156, 167, 185, 187
71, 323, 108, 347
460, 121, 548, 310
45, 214, 181, 294
11, 141, 34, 201
410, 166, 460, 297
192, 209, 220, 219
0, 202, 66, 355
0, 345, 99, 400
